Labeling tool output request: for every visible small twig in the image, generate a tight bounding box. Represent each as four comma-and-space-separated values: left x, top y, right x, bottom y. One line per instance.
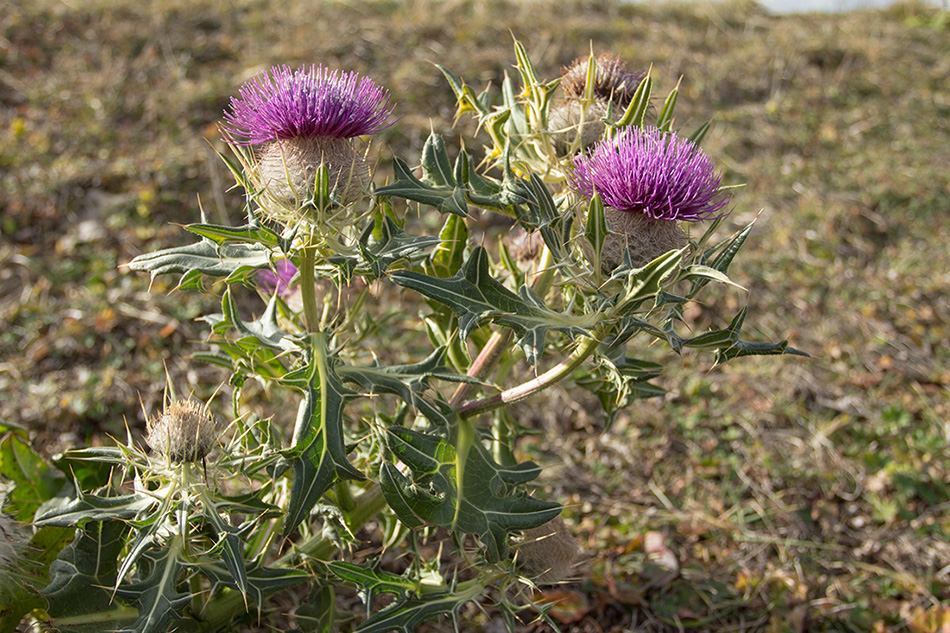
457, 334, 600, 419
448, 329, 513, 407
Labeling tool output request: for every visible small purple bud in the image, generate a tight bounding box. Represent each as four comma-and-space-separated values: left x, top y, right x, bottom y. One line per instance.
258, 259, 298, 297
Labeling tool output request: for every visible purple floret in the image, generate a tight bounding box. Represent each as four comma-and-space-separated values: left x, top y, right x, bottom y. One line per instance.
570, 127, 730, 222
222, 65, 397, 144
258, 259, 298, 297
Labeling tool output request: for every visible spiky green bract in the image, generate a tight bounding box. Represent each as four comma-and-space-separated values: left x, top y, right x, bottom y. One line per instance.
222, 64, 397, 144
571, 126, 730, 222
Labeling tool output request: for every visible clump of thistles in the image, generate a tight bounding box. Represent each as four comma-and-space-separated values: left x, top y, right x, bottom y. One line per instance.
549, 53, 646, 153
146, 399, 219, 464
222, 64, 397, 208
571, 126, 730, 270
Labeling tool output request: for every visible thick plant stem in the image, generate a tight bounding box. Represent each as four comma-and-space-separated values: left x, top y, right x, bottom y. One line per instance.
298, 244, 319, 332
458, 333, 600, 419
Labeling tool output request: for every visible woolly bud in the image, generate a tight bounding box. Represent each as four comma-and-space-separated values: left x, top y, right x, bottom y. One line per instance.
599, 208, 689, 272
516, 517, 578, 584
146, 400, 218, 463
257, 135, 370, 206
503, 226, 545, 264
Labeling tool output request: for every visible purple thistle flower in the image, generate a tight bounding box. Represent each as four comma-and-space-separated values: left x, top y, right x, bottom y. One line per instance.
570, 127, 730, 222
222, 65, 397, 145
258, 259, 298, 297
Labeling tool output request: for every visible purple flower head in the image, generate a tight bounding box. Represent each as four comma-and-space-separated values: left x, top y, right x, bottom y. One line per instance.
222, 65, 397, 145
570, 127, 730, 222
258, 259, 298, 297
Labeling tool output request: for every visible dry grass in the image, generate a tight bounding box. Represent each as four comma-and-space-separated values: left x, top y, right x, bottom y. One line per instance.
2, 0, 949, 630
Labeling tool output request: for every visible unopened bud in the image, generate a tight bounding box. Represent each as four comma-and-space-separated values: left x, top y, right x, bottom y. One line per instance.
146, 400, 218, 463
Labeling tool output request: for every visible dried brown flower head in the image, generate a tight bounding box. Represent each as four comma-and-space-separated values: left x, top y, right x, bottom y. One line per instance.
549, 54, 646, 154
146, 399, 219, 463
559, 53, 645, 108
515, 516, 579, 584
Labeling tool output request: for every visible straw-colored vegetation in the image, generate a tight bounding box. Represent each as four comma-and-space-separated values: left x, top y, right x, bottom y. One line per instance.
1, 0, 948, 630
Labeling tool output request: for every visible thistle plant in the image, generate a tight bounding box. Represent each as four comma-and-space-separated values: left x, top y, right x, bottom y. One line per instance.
7, 43, 804, 633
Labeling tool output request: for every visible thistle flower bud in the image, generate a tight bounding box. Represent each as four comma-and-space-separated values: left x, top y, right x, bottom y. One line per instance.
515, 516, 578, 584
146, 399, 218, 464
571, 126, 730, 271
549, 53, 646, 153
222, 64, 397, 209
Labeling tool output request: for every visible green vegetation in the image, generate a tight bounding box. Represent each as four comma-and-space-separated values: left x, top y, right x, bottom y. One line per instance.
1, 0, 948, 631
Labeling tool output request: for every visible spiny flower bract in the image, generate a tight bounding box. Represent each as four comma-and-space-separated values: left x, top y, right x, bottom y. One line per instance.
222, 64, 397, 145
571, 126, 730, 222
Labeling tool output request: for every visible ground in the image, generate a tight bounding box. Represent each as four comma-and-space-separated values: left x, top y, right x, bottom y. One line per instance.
1, 0, 949, 631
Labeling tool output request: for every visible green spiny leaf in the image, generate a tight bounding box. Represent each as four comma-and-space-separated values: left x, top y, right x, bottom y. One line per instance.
215, 288, 300, 353
337, 348, 474, 427
197, 562, 310, 609
428, 214, 468, 279
284, 333, 365, 537
183, 222, 282, 248
327, 561, 417, 596
114, 545, 190, 633
390, 247, 591, 365
127, 239, 271, 283
34, 492, 156, 527
420, 134, 456, 188
614, 74, 653, 130
689, 120, 711, 146
381, 426, 561, 562
375, 157, 469, 217
656, 83, 680, 131
353, 215, 441, 278
584, 193, 607, 281
43, 520, 128, 618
